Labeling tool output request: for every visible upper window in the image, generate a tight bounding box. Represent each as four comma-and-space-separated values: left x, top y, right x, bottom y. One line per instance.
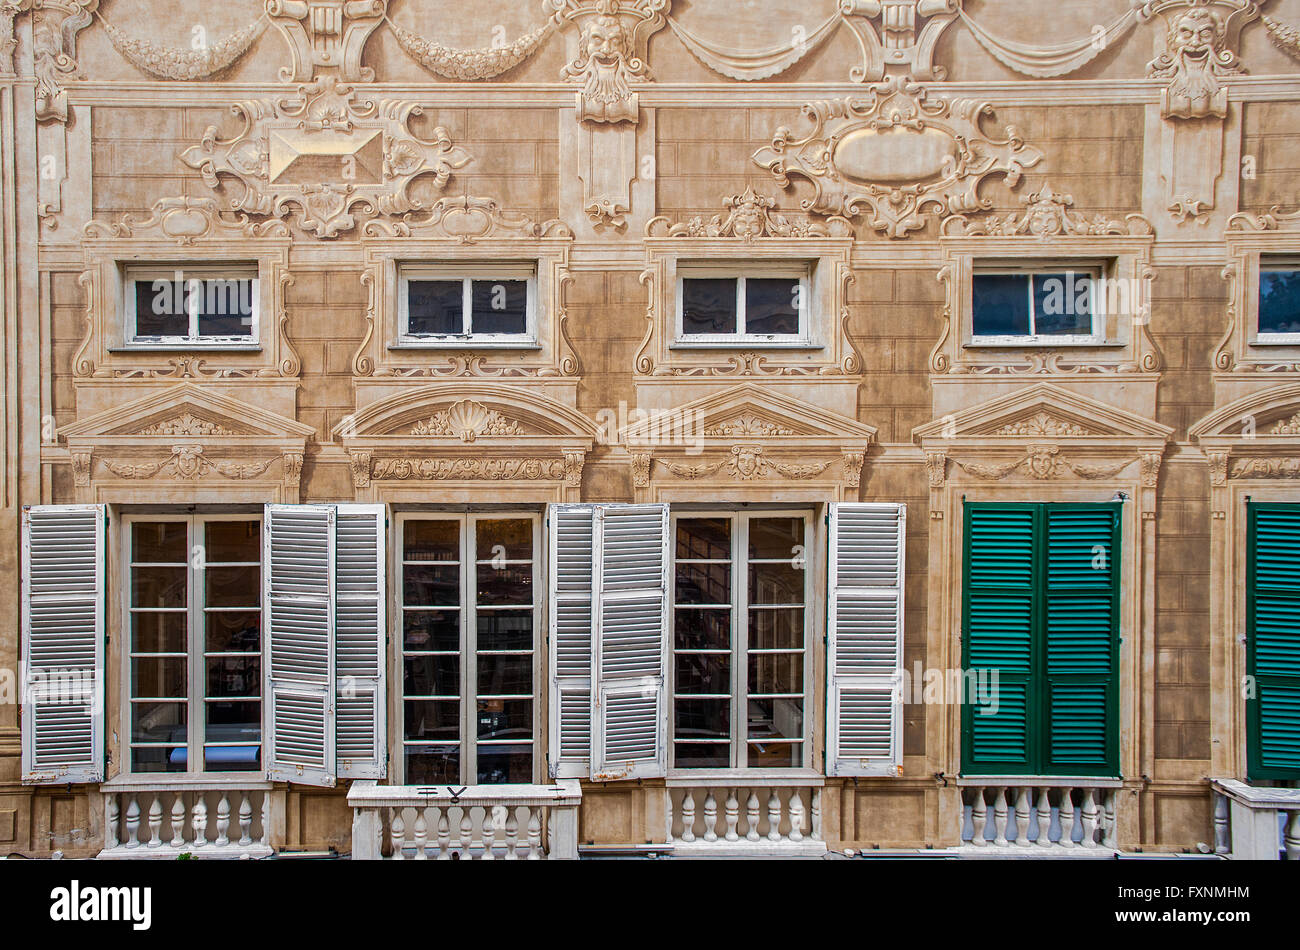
398, 265, 535, 344
399, 512, 540, 785
676, 267, 809, 345
126, 515, 262, 774
1257, 259, 1300, 342
671, 511, 812, 771
971, 264, 1104, 344
125, 265, 258, 345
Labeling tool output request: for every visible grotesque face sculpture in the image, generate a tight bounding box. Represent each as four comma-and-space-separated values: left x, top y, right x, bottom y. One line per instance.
564, 9, 646, 124
584, 14, 631, 70
1170, 9, 1221, 66
1150, 5, 1236, 119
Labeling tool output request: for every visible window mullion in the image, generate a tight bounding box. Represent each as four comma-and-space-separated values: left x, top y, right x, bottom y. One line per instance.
736, 277, 746, 337
1027, 277, 1037, 338
734, 514, 748, 770
462, 278, 473, 335
462, 514, 474, 787
189, 516, 203, 775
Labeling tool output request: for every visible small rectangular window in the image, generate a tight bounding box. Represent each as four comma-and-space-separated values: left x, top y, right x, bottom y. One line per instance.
971, 266, 1103, 344
677, 268, 808, 343
399, 266, 535, 343
126, 266, 258, 345
1258, 261, 1300, 341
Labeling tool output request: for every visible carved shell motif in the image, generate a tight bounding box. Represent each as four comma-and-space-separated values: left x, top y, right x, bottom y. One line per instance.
411, 400, 525, 442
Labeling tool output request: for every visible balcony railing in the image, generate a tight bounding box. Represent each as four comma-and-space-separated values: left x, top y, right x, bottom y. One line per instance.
958, 780, 1120, 852
665, 779, 825, 856
99, 779, 280, 859
1212, 779, 1300, 860
348, 781, 582, 859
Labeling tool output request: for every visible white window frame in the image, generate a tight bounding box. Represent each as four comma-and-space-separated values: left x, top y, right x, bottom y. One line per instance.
395, 510, 543, 786
668, 508, 815, 776
1255, 256, 1300, 345
396, 264, 538, 347
123, 264, 261, 348
121, 513, 264, 777
674, 266, 811, 347
969, 261, 1108, 346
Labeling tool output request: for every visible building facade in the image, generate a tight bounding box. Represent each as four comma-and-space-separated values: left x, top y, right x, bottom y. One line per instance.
1, 0, 1298, 859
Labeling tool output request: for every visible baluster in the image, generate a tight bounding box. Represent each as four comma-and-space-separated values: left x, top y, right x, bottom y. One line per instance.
147, 795, 162, 848
170, 795, 186, 849
1284, 811, 1300, 862
1035, 788, 1052, 847
527, 810, 542, 860
107, 796, 120, 849
215, 794, 230, 848
458, 809, 474, 857
125, 796, 141, 849
745, 791, 761, 841
1081, 789, 1099, 848
992, 788, 1008, 847
412, 809, 428, 860
789, 790, 806, 843
482, 807, 498, 860
192, 796, 208, 849
1213, 793, 1230, 856
767, 789, 782, 842
261, 791, 272, 848
811, 789, 823, 842
680, 790, 696, 843
436, 810, 451, 860
504, 808, 520, 859
969, 789, 987, 846
390, 808, 406, 860
1102, 791, 1117, 848
702, 791, 718, 843
1058, 788, 1076, 848
1014, 787, 1031, 847
724, 790, 740, 842
238, 793, 253, 847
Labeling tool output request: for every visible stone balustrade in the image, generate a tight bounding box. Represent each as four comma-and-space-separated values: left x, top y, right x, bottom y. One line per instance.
665, 780, 825, 856
99, 780, 279, 858
1212, 779, 1300, 860
958, 780, 1120, 851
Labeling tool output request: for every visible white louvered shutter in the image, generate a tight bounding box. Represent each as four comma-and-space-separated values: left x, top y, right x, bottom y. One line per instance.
591, 504, 669, 781
264, 504, 336, 786
827, 503, 906, 776
20, 505, 106, 784
548, 504, 594, 778
335, 505, 386, 780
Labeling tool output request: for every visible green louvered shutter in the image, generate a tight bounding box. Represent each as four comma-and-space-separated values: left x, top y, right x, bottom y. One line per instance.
1044, 506, 1120, 775
1248, 504, 1300, 780
963, 505, 1035, 773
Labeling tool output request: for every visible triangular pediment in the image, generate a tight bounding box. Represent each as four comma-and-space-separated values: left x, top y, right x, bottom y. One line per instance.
1191, 384, 1300, 443
621, 384, 876, 446
913, 384, 1173, 444
61, 384, 315, 442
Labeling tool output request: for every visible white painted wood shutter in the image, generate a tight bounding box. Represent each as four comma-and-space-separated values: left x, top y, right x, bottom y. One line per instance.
548, 504, 594, 778
827, 503, 906, 777
20, 505, 106, 784
264, 504, 336, 786
591, 504, 669, 781
334, 504, 386, 780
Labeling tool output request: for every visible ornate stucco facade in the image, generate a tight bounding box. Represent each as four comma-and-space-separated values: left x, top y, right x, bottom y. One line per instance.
1, 0, 1299, 858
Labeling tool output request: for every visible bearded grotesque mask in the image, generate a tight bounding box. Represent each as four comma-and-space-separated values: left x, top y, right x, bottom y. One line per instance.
1150, 7, 1237, 119
563, 7, 649, 124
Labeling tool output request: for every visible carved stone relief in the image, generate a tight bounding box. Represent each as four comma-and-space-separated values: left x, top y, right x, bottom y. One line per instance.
942, 186, 1155, 238
267, 0, 386, 83
647, 186, 853, 241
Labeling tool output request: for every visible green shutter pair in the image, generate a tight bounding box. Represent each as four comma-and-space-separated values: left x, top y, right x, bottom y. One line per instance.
962, 503, 1120, 777
1247, 503, 1300, 780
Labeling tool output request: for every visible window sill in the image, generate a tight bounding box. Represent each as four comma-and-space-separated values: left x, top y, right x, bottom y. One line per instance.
388, 341, 542, 351
666, 769, 825, 787
101, 773, 273, 791
669, 341, 822, 351
1249, 337, 1300, 347
109, 344, 262, 353
955, 775, 1123, 787
963, 340, 1123, 350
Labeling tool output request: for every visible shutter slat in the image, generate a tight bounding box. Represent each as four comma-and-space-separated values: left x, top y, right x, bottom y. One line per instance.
335, 504, 386, 779
549, 505, 594, 777
1248, 505, 1300, 777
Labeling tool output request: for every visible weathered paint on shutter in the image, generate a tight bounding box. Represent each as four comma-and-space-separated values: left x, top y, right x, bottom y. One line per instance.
264, 504, 336, 787
591, 504, 669, 781
335, 504, 386, 780
1248, 503, 1300, 779
548, 504, 595, 778
827, 503, 906, 776
21, 505, 106, 784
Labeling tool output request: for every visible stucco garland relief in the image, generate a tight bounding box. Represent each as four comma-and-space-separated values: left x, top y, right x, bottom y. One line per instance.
660, 445, 834, 482
1265, 13, 1300, 59
752, 77, 1044, 240
98, 11, 268, 80
646, 186, 854, 241
99, 445, 279, 481
941, 187, 1155, 239
1229, 457, 1300, 478
952, 446, 1134, 481
179, 77, 471, 239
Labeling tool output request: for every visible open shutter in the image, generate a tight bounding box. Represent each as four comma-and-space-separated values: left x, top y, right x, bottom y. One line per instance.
21, 505, 106, 784
264, 504, 336, 787
548, 504, 594, 779
962, 504, 1035, 774
1248, 504, 1300, 779
827, 503, 906, 776
1044, 506, 1120, 775
335, 504, 386, 780
591, 504, 668, 781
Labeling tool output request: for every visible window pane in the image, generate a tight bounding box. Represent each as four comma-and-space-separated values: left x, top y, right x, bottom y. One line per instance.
134, 280, 188, 337
405, 700, 460, 741
206, 611, 260, 654
194, 279, 254, 337
477, 745, 532, 785
674, 697, 729, 738
748, 653, 804, 696
749, 697, 804, 741
403, 609, 459, 652
205, 565, 260, 608
674, 607, 730, 651
477, 698, 532, 739
476, 519, 532, 560
404, 655, 460, 698
674, 743, 730, 768
477, 655, 532, 696
132, 701, 186, 748
206, 656, 260, 698
470, 279, 528, 334
1260, 270, 1300, 335
133, 521, 187, 563
749, 607, 804, 650
132, 566, 187, 608
407, 279, 464, 334
477, 563, 533, 606
131, 657, 187, 698
747, 738, 802, 768
205, 520, 259, 563
205, 701, 261, 771
404, 520, 460, 561
477, 609, 533, 651
972, 273, 1031, 336
748, 518, 804, 560
1033, 272, 1092, 336
131, 744, 186, 773
676, 562, 730, 605
745, 278, 801, 335
406, 748, 460, 785
748, 561, 805, 605
676, 518, 731, 559
682, 278, 738, 335
675, 652, 729, 694
132, 610, 187, 654
404, 563, 459, 606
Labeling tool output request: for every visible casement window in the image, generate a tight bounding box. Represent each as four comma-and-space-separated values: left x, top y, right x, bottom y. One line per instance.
398, 512, 541, 785
1246, 503, 1300, 780
397, 264, 536, 344
124, 265, 259, 345
971, 264, 1105, 344
1257, 259, 1300, 343
125, 514, 263, 774
961, 503, 1121, 777
676, 267, 810, 345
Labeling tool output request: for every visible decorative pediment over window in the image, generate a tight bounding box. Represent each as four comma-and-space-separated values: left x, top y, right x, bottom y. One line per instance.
1191, 384, 1300, 484
621, 384, 875, 502
58, 384, 313, 503
333, 383, 598, 502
